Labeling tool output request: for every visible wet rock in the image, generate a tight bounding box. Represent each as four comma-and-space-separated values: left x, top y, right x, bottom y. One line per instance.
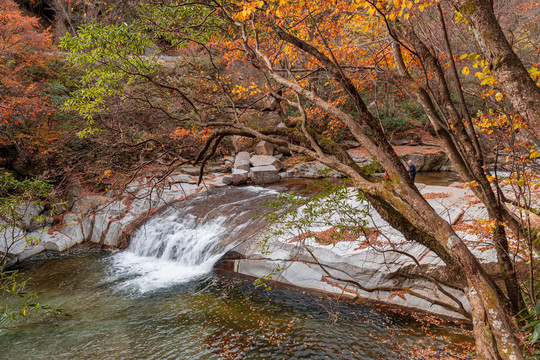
103, 221, 123, 247
222, 175, 233, 185
232, 169, 249, 186
255, 141, 275, 156
234, 151, 251, 172
250, 165, 280, 185
250, 155, 284, 171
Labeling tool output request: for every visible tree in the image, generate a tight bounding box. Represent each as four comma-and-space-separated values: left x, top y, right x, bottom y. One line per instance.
59, 1, 540, 358
0, 171, 66, 325
0, 0, 53, 173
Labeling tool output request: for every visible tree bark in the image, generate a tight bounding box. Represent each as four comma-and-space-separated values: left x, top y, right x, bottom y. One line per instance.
450, 0, 540, 139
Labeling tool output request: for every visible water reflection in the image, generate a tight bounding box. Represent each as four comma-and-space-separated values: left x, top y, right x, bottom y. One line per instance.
0, 252, 473, 359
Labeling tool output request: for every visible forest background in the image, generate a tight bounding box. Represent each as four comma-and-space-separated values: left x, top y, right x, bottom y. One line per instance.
1, 0, 540, 359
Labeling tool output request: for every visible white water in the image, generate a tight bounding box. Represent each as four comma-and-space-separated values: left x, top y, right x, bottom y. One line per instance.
111, 211, 230, 293
109, 186, 278, 293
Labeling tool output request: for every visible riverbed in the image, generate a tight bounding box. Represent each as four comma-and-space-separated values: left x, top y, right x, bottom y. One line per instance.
0, 173, 474, 359
1, 249, 473, 359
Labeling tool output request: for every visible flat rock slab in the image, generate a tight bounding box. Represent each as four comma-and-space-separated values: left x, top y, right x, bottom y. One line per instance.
250, 155, 284, 171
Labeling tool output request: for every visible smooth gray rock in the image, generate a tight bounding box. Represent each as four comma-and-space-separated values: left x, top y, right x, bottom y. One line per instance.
16, 202, 45, 231
232, 169, 249, 185
222, 175, 233, 185
249, 155, 284, 171
180, 166, 202, 176
289, 162, 342, 178
250, 165, 280, 185
234, 151, 251, 172
255, 141, 275, 156
103, 221, 123, 247
401, 152, 450, 172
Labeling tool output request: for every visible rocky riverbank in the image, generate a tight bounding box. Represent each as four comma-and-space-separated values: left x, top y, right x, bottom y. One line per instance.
2, 143, 477, 320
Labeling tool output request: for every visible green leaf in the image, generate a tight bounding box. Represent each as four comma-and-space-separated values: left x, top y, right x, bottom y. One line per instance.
531, 323, 540, 344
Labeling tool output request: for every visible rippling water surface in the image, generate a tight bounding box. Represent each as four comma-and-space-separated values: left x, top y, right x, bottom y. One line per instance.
0, 250, 473, 360
1, 176, 472, 359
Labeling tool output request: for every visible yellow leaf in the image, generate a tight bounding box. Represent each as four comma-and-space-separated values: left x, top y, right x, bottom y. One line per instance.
495, 92, 503, 101
459, 54, 467, 60
462, 67, 470, 75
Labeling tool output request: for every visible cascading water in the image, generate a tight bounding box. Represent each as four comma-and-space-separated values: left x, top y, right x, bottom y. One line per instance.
110, 186, 278, 293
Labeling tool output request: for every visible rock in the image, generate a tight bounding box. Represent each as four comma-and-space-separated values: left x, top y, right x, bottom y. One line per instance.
71, 195, 111, 214
16, 201, 45, 231
249, 155, 284, 171
277, 122, 287, 128
401, 154, 426, 172
249, 165, 280, 185
391, 132, 422, 146
341, 140, 361, 149
401, 152, 450, 172
103, 221, 123, 247
255, 141, 275, 156
289, 162, 342, 178
180, 165, 203, 176
352, 156, 370, 164
207, 165, 229, 174
65, 177, 84, 208
232, 169, 249, 185
222, 175, 233, 185
224, 159, 234, 171
274, 154, 283, 160
234, 151, 251, 172
275, 146, 291, 156
231, 136, 254, 153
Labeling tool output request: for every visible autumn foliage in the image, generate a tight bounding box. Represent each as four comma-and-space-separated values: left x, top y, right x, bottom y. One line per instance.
0, 0, 53, 160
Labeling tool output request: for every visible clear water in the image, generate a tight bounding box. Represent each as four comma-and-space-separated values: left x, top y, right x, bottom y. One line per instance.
0, 177, 473, 359
0, 251, 473, 360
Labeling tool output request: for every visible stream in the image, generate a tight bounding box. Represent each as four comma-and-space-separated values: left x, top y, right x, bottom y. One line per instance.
0, 175, 473, 359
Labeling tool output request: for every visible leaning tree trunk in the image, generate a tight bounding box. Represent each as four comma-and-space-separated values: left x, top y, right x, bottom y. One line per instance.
450, 0, 540, 139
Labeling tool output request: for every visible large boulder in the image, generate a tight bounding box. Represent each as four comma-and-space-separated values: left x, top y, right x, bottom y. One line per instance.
234, 151, 251, 172
231, 136, 254, 153
232, 169, 249, 185
400, 154, 426, 172
250, 155, 284, 171
250, 165, 280, 185
401, 151, 451, 172
255, 141, 275, 156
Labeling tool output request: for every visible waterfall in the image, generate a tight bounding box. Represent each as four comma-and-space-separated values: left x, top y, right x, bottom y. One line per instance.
109, 186, 277, 293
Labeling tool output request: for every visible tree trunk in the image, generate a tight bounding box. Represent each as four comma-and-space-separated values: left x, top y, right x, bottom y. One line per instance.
451, 0, 540, 138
